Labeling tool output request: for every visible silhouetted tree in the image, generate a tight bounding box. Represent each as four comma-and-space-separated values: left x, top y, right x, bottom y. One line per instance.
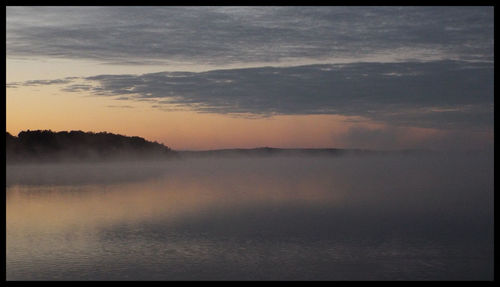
6, 130, 175, 163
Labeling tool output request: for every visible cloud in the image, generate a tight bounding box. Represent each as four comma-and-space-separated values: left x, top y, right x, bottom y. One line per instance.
6, 83, 19, 88
13, 78, 76, 87
8, 60, 493, 131
60, 84, 93, 92
76, 60, 493, 130
6, 7, 493, 66
106, 105, 134, 109
7, 77, 79, 88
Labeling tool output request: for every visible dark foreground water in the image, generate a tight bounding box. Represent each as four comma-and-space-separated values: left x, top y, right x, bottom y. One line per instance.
6, 154, 494, 280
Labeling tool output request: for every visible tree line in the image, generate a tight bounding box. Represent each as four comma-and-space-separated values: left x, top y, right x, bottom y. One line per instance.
6, 130, 175, 163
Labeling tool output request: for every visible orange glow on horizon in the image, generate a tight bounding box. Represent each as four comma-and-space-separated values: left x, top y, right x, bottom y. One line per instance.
6, 86, 493, 151
6, 85, 358, 150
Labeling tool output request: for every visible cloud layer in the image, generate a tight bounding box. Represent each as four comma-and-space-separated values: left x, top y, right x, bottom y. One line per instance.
7, 7, 493, 65
6, 6, 493, 150
10, 60, 493, 131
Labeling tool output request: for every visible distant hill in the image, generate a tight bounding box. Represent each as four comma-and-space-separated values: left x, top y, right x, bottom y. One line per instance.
176, 147, 431, 158
6, 130, 175, 163
177, 147, 348, 157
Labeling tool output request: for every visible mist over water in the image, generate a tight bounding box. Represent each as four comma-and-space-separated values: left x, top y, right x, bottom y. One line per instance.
6, 153, 493, 280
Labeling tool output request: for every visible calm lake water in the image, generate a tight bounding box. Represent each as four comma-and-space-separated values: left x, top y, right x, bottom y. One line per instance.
6, 154, 494, 280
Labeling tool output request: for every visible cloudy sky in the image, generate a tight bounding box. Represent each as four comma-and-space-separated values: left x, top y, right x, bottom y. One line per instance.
6, 6, 494, 151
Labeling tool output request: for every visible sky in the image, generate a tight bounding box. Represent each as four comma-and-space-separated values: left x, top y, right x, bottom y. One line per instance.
6, 6, 494, 151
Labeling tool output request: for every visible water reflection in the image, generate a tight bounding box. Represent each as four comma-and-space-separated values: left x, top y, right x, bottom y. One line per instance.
6, 155, 494, 280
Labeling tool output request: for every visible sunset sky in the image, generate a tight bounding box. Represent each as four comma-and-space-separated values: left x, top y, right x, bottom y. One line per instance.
6, 6, 493, 151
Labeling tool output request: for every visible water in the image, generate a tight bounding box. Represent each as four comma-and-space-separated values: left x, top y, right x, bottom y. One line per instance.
6, 154, 494, 280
